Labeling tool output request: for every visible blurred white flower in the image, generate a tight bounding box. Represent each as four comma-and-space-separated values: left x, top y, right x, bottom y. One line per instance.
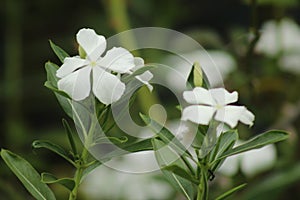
182, 87, 255, 128
255, 18, 300, 75
56, 28, 135, 104
256, 18, 300, 56
81, 152, 173, 200
218, 142, 277, 177
279, 52, 300, 75
164, 50, 236, 89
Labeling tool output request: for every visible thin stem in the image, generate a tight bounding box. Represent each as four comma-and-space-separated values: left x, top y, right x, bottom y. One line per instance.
68, 114, 97, 200
196, 164, 209, 200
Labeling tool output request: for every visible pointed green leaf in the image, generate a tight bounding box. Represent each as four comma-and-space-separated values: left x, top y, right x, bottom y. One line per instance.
49, 40, 69, 63
45, 61, 73, 118
140, 113, 192, 158
1, 149, 56, 200
32, 140, 75, 166
219, 130, 288, 160
101, 138, 153, 161
45, 61, 59, 87
163, 165, 198, 184
41, 173, 75, 191
62, 119, 78, 156
210, 130, 238, 171
152, 138, 196, 200
215, 183, 247, 200
82, 160, 102, 178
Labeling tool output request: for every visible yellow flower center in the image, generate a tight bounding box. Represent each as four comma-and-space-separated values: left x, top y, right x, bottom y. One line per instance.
215, 104, 223, 110
90, 61, 97, 67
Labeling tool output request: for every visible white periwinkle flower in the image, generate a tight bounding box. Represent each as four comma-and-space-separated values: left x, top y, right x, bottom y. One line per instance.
56, 28, 135, 104
181, 87, 255, 128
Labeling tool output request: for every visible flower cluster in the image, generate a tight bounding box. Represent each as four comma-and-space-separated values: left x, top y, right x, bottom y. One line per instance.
56, 28, 254, 129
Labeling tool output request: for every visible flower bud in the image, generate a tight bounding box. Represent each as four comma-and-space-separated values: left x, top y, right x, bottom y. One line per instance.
192, 62, 203, 87
78, 45, 87, 59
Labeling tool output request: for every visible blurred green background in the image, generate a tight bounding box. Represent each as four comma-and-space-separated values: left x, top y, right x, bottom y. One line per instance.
1, 0, 300, 199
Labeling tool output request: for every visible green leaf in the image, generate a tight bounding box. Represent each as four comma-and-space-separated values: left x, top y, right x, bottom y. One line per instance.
152, 138, 196, 200
122, 65, 156, 83
140, 113, 192, 159
62, 119, 78, 156
82, 160, 102, 178
45, 61, 59, 87
210, 130, 238, 171
219, 130, 288, 160
32, 140, 75, 166
41, 173, 75, 191
0, 149, 56, 200
44, 81, 70, 99
215, 183, 247, 200
163, 165, 198, 184
45, 62, 73, 118
101, 138, 153, 161
49, 40, 69, 63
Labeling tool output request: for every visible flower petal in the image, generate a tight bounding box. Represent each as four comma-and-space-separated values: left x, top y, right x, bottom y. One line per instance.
183, 87, 215, 105
181, 105, 215, 125
240, 108, 255, 127
210, 88, 238, 105
57, 66, 91, 101
92, 66, 125, 105
133, 57, 144, 70
76, 28, 106, 61
215, 106, 247, 128
98, 47, 135, 73
134, 74, 152, 92
135, 71, 154, 91
56, 56, 87, 78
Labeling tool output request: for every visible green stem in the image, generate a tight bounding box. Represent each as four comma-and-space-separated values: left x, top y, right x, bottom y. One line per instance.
197, 165, 209, 200
68, 115, 97, 200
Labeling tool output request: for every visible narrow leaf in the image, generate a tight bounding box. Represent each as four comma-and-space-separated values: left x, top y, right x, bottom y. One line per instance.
101, 138, 153, 161
32, 140, 75, 166
219, 130, 288, 160
215, 183, 247, 200
1, 149, 56, 200
41, 173, 75, 191
210, 131, 238, 171
152, 138, 196, 200
82, 160, 102, 178
45, 61, 73, 118
49, 40, 69, 63
163, 165, 198, 184
62, 119, 78, 155
45, 62, 59, 87
140, 113, 192, 158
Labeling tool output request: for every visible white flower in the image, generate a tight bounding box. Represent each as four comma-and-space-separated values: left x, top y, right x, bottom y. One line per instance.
181, 87, 255, 128
56, 28, 135, 104
255, 18, 300, 56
